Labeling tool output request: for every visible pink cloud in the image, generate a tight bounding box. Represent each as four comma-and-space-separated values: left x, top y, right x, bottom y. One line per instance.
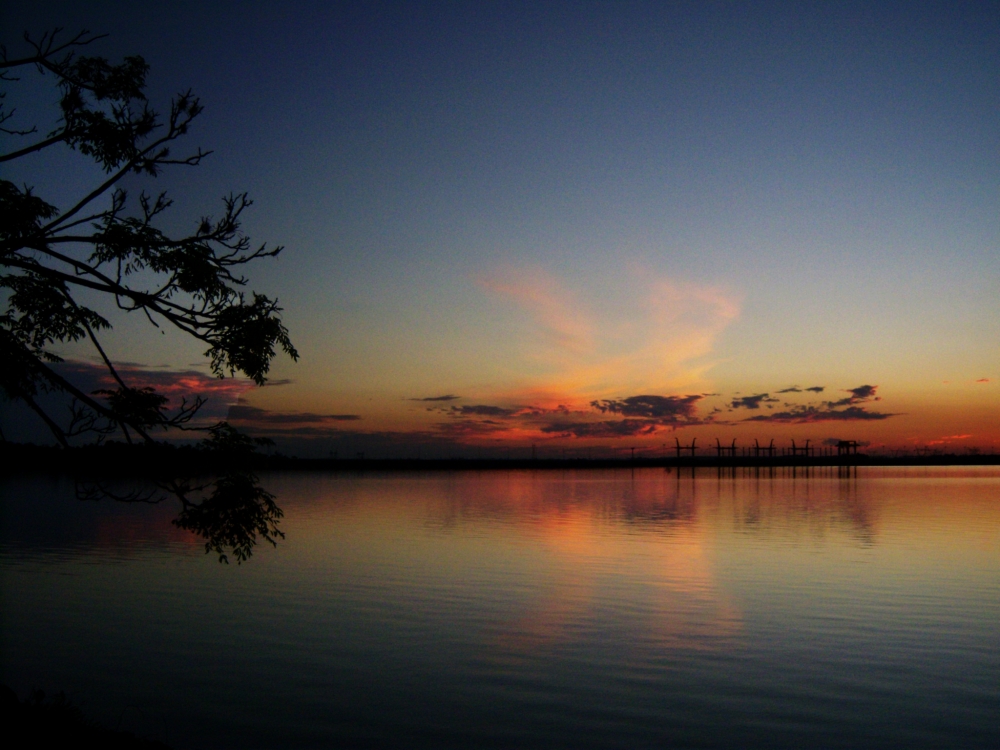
477, 267, 740, 403
477, 268, 595, 355
56, 360, 254, 421
926, 434, 973, 446
743, 405, 896, 423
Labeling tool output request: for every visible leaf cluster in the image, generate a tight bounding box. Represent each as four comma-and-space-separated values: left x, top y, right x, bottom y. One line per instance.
172, 470, 285, 564
1, 30, 299, 562
1, 29, 297, 441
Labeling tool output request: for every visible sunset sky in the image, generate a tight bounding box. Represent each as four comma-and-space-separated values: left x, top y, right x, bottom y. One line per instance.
3, 1, 998, 455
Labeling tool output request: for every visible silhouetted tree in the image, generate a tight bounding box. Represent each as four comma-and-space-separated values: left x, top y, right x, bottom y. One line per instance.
1, 30, 297, 562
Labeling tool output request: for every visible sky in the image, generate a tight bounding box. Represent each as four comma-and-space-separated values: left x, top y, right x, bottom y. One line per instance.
2, 0, 998, 456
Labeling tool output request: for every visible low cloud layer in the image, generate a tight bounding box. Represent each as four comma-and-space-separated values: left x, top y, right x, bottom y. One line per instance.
450, 404, 516, 417
541, 419, 661, 438
743, 405, 894, 423
590, 395, 703, 420
227, 404, 361, 425
926, 433, 973, 446
726, 383, 895, 424
8, 347, 922, 456
776, 385, 825, 394
730, 393, 779, 410
428, 391, 710, 441
57, 360, 253, 403
51, 360, 253, 424
411, 380, 901, 441
825, 384, 880, 408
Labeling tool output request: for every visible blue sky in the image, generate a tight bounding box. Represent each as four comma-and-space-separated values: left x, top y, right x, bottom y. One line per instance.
3, 1, 998, 453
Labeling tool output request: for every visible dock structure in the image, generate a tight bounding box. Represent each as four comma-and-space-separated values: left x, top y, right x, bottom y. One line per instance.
675, 437, 697, 459
836, 440, 859, 457
790, 439, 812, 458
754, 439, 776, 458
715, 438, 738, 457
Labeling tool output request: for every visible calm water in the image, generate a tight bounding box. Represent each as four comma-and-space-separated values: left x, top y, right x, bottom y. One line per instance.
2, 467, 999, 749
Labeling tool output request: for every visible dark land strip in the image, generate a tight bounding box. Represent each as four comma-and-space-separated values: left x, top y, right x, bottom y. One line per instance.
2, 442, 998, 477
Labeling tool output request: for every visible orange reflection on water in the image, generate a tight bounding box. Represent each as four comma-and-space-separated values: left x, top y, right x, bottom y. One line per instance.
230, 468, 996, 654
486, 496, 743, 654
275, 470, 746, 655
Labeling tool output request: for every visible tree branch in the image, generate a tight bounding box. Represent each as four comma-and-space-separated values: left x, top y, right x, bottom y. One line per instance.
0, 132, 66, 162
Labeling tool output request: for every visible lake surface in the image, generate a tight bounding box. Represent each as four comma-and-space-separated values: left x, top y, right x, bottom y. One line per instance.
2, 467, 999, 748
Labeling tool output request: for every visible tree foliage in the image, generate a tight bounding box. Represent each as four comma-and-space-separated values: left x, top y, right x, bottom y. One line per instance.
1, 29, 298, 561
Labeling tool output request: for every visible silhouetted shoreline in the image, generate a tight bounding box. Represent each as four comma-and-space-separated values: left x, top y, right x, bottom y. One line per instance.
2, 441, 998, 477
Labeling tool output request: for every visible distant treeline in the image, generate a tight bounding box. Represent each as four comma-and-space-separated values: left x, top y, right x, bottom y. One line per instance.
2, 441, 998, 476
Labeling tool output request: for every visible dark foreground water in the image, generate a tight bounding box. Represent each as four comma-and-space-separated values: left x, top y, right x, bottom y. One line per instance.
2, 467, 999, 749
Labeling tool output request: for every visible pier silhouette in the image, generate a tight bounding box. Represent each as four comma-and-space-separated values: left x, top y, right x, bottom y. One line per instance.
715, 439, 738, 458
675, 438, 697, 460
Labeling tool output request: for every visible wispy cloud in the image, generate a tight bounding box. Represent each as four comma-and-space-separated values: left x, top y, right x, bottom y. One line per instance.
410, 394, 462, 402
479, 268, 740, 403
477, 268, 594, 355
644, 278, 740, 370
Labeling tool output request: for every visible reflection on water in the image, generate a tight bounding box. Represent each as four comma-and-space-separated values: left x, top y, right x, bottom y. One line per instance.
2, 468, 999, 749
